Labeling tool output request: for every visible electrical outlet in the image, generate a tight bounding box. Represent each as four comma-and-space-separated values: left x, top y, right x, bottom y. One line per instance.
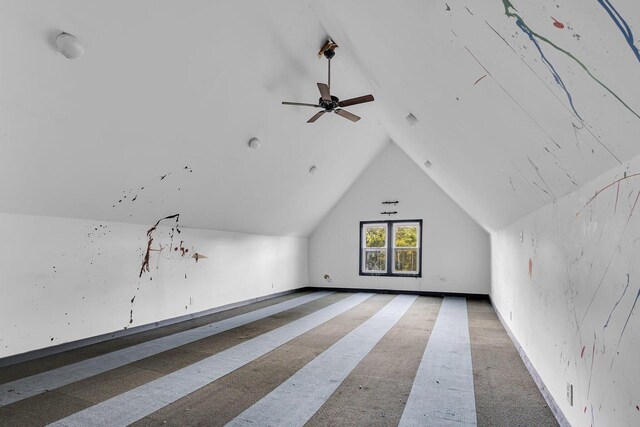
519, 231, 524, 242
272, 283, 274, 288
510, 311, 512, 321
566, 383, 573, 406
190, 297, 193, 306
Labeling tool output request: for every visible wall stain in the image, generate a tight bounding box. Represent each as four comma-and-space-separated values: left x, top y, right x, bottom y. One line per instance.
192, 253, 208, 262
139, 214, 181, 277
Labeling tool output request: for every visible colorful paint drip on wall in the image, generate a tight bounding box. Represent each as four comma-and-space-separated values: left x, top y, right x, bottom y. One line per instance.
551, 17, 565, 29
597, 0, 640, 63
500, 0, 640, 120
139, 214, 181, 277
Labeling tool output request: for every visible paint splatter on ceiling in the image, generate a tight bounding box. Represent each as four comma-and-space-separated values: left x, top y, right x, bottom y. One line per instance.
0, 0, 638, 233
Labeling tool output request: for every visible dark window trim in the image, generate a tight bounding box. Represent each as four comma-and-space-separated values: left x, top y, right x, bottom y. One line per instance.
359, 219, 423, 278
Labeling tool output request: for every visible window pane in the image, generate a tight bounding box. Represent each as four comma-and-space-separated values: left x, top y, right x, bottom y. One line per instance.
365, 226, 386, 248
395, 225, 417, 248
364, 249, 386, 272
394, 249, 418, 272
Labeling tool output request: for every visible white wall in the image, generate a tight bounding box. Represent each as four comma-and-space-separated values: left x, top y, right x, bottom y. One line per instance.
309, 143, 490, 294
0, 212, 308, 358
492, 154, 640, 426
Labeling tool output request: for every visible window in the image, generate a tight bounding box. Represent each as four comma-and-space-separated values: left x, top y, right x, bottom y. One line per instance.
359, 220, 422, 277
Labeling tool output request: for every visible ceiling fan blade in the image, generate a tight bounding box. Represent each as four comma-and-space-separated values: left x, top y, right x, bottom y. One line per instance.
282, 101, 321, 107
307, 110, 326, 123
335, 109, 361, 122
338, 94, 374, 108
317, 83, 331, 102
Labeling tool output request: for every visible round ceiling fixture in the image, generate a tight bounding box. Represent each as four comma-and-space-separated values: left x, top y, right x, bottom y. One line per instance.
248, 137, 261, 149
56, 32, 84, 59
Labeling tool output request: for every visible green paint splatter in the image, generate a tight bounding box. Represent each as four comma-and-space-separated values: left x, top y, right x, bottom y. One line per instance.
501, 0, 640, 120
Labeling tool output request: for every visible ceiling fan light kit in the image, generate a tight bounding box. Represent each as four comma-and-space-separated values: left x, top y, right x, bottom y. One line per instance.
282, 39, 374, 123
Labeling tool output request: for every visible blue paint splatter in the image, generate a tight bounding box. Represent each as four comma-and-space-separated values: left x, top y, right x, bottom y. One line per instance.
604, 273, 630, 328
597, 0, 640, 64
616, 287, 640, 350
515, 18, 583, 120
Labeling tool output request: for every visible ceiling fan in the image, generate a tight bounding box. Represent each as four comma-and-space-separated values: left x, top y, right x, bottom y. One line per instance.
282, 40, 375, 123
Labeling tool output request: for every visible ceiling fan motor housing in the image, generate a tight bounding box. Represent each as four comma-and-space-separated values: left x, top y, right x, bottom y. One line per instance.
323, 48, 336, 60
320, 95, 340, 111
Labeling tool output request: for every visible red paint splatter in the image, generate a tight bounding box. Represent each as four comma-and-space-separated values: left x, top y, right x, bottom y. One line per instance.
528, 258, 533, 278
578, 172, 640, 215
581, 346, 586, 358
552, 17, 565, 29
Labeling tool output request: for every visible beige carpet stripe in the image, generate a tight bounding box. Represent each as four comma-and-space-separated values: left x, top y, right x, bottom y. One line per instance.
130, 294, 396, 426
47, 293, 374, 427
467, 300, 558, 426
228, 294, 417, 426
306, 296, 441, 426
0, 291, 332, 407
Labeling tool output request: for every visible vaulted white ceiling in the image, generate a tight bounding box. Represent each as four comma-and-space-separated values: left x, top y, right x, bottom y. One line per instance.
1, 0, 639, 235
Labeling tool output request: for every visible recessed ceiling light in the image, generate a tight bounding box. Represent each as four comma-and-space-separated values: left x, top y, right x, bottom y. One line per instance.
56, 32, 84, 59
406, 113, 418, 127
309, 165, 318, 175
248, 137, 261, 149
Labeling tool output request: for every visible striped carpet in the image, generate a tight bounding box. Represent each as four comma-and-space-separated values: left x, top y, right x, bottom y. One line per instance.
0, 291, 557, 426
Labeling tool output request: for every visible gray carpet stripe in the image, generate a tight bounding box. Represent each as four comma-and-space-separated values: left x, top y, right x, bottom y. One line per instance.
0, 291, 332, 407
47, 292, 374, 427
399, 297, 477, 426
227, 294, 418, 427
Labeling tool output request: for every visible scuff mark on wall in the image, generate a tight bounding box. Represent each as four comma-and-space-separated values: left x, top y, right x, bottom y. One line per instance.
528, 257, 533, 277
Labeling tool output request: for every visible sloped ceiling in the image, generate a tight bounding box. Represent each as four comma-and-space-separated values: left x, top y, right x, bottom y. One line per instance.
1, 1, 639, 235
315, 0, 640, 230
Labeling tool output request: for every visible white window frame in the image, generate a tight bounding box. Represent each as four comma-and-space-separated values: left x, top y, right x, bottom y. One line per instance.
361, 223, 388, 274
391, 222, 421, 275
